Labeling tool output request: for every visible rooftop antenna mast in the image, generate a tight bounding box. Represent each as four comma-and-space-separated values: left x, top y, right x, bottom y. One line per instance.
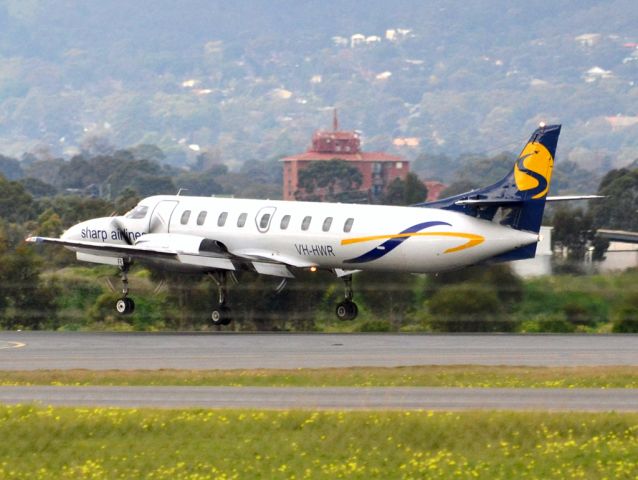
333, 108, 339, 131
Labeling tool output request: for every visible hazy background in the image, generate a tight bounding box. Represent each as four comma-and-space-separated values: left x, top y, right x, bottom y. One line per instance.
0, 0, 637, 174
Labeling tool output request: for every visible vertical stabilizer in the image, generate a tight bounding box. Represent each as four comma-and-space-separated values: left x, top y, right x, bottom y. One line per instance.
418, 124, 561, 260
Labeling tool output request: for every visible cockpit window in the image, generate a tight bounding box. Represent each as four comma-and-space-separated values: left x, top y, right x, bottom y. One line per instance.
125, 205, 148, 219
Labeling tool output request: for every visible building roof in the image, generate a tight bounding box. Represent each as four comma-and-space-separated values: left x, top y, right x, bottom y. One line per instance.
282, 151, 404, 162
282, 109, 405, 163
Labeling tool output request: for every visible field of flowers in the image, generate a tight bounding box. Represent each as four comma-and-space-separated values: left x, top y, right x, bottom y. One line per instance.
0, 405, 636, 479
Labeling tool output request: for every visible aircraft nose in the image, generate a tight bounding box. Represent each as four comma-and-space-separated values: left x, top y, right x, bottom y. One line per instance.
61, 218, 113, 243
61, 223, 83, 241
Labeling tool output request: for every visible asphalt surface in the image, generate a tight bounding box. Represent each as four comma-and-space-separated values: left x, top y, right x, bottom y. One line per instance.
2, 333, 638, 410
0, 386, 637, 411
1, 332, 638, 370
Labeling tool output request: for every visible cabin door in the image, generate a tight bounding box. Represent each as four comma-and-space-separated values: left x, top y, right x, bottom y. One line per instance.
255, 206, 277, 233
149, 200, 178, 233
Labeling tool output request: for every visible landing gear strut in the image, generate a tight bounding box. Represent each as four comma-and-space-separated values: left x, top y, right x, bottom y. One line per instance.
209, 271, 232, 326
335, 274, 358, 321
115, 263, 135, 315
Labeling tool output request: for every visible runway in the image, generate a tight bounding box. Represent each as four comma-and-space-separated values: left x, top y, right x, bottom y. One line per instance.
1, 332, 638, 370
0, 385, 636, 411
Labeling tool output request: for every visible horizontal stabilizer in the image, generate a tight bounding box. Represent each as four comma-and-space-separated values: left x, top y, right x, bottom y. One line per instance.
454, 198, 523, 207
546, 195, 604, 202
596, 229, 638, 243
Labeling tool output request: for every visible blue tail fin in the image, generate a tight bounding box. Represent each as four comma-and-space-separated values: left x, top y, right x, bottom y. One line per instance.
418, 124, 561, 259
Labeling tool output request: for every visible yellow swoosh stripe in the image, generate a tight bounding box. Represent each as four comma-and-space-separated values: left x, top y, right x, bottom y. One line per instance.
340, 232, 484, 253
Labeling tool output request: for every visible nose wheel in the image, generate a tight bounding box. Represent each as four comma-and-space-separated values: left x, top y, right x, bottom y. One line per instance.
116, 297, 135, 315
115, 263, 135, 315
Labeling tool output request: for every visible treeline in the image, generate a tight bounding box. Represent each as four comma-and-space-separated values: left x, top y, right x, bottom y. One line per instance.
0, 146, 282, 201
2, 145, 638, 331
6, 259, 638, 333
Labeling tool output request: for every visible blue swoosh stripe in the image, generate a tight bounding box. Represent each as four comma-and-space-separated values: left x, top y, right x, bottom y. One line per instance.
344, 221, 451, 264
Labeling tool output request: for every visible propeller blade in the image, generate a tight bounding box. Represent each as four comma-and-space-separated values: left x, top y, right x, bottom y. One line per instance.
111, 218, 133, 245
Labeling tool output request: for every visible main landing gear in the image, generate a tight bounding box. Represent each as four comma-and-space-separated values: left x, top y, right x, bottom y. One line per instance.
115, 264, 135, 315
209, 271, 232, 326
335, 274, 358, 321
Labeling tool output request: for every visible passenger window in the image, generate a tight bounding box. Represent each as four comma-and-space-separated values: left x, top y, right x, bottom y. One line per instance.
322, 217, 333, 232
280, 215, 291, 230
197, 211, 207, 226
301, 216, 312, 231
180, 210, 191, 225
344, 218, 354, 233
218, 212, 228, 227
260, 213, 271, 229
237, 212, 247, 228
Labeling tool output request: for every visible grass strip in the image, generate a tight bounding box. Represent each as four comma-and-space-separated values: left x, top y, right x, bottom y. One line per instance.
2, 365, 638, 388
0, 405, 637, 479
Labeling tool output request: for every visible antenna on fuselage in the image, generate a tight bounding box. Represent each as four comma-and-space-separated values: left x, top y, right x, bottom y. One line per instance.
176, 188, 188, 196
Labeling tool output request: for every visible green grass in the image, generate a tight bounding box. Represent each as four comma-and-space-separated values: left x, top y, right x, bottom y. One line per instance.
0, 405, 636, 479
2, 365, 638, 388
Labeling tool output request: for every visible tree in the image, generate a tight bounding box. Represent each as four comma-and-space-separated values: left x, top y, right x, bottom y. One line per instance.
429, 264, 524, 307
0, 242, 58, 330
612, 291, 638, 333
428, 284, 510, 332
437, 179, 478, 198
592, 168, 638, 232
382, 172, 428, 205
0, 174, 37, 223
550, 206, 595, 261
357, 271, 415, 327
174, 170, 224, 196
36, 196, 113, 228
296, 160, 363, 202
114, 188, 141, 214
18, 177, 58, 198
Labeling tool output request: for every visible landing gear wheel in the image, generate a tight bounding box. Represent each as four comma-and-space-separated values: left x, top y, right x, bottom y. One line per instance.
336, 300, 358, 321
116, 297, 135, 315
211, 305, 232, 326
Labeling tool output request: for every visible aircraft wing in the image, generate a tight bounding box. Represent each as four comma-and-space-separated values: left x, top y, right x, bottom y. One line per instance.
26, 234, 297, 278
26, 236, 176, 259
596, 229, 638, 244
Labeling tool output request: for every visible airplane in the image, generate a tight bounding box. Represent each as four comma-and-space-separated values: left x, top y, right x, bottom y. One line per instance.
28, 123, 570, 325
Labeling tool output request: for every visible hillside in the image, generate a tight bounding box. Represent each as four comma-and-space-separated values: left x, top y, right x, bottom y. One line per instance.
0, 0, 637, 175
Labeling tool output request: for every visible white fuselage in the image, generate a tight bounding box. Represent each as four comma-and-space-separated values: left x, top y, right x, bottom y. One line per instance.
63, 195, 539, 274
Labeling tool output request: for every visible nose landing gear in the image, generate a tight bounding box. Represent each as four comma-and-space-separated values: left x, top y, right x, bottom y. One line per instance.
115, 263, 135, 315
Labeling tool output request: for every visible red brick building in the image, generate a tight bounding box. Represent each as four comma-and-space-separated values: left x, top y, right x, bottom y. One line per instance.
282, 112, 409, 201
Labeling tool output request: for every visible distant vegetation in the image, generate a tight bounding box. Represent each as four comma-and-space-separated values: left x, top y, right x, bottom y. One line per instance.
0, 1, 637, 175
1, 147, 638, 332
